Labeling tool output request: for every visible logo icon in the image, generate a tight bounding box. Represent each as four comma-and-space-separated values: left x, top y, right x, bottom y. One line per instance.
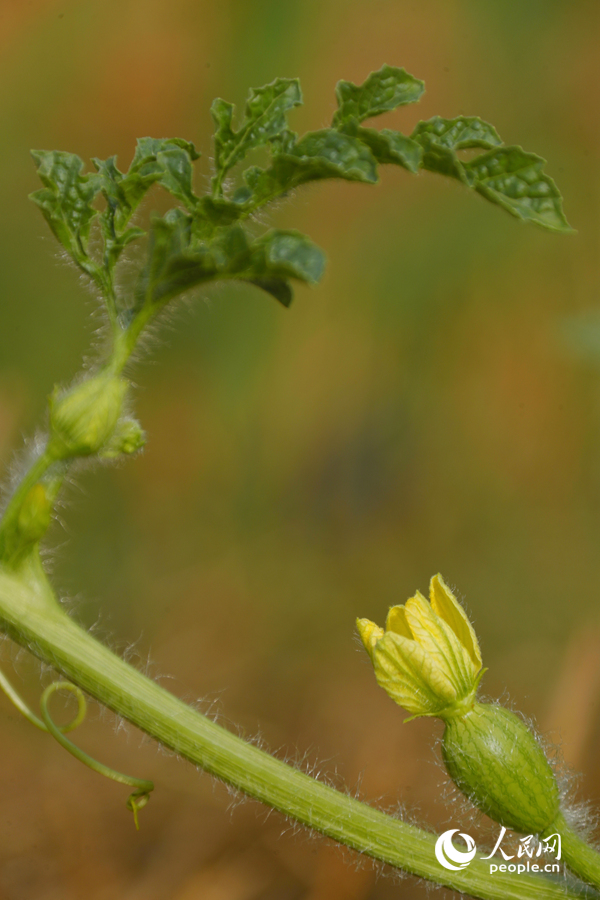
435, 829, 477, 871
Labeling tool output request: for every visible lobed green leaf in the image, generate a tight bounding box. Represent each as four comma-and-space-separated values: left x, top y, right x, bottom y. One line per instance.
94, 156, 154, 230
131, 136, 200, 165
464, 146, 574, 233
246, 277, 293, 308
211, 78, 302, 191
135, 209, 198, 306
412, 116, 502, 183
411, 116, 572, 231
29, 150, 101, 271
95, 138, 200, 225
413, 116, 503, 152
248, 229, 326, 284
30, 65, 573, 328
136, 215, 325, 311
333, 65, 424, 126
131, 137, 200, 209
93, 157, 149, 270
285, 129, 378, 184
93, 138, 201, 273
349, 125, 422, 173
237, 128, 380, 208
194, 196, 246, 236
240, 229, 326, 307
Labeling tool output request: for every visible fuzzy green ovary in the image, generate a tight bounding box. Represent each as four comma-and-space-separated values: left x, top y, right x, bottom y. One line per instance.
48, 374, 128, 459
442, 702, 559, 834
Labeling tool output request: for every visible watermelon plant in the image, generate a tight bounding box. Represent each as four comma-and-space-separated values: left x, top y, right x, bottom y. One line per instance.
1, 65, 595, 899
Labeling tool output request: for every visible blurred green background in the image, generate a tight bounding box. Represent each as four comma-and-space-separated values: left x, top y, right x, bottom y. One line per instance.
0, 1, 599, 898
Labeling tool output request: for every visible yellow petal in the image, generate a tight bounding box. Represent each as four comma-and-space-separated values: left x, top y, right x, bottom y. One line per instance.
373, 632, 456, 717
385, 604, 414, 639
429, 574, 482, 669
404, 592, 477, 696
356, 618, 384, 661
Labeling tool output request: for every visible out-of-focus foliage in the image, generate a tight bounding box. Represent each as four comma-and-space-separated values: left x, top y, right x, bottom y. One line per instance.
0, 1, 598, 898
31, 64, 570, 327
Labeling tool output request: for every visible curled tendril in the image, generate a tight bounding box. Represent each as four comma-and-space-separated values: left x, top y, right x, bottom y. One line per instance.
0, 669, 153, 829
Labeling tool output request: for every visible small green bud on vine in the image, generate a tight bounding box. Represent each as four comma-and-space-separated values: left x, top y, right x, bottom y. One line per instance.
99, 417, 146, 459
16, 483, 51, 545
48, 373, 128, 459
358, 575, 561, 836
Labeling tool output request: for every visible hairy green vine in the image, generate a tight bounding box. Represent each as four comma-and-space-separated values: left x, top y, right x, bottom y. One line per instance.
0, 65, 594, 900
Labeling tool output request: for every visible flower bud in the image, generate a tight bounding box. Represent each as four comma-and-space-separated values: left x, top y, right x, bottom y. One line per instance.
357, 574, 483, 719
16, 482, 52, 545
99, 417, 146, 459
442, 702, 559, 834
48, 374, 128, 459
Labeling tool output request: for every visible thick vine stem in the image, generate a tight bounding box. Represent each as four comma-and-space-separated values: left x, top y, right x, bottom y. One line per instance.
0, 568, 594, 900
547, 815, 600, 893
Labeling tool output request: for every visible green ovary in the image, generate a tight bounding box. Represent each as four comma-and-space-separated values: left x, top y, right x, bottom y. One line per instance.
442, 702, 559, 834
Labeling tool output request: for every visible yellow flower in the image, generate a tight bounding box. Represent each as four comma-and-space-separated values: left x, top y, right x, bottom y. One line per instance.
357, 574, 484, 720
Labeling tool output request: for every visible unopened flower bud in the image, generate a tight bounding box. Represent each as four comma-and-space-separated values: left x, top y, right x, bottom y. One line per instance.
99, 417, 146, 459
16, 482, 52, 545
356, 574, 483, 720
48, 374, 128, 459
